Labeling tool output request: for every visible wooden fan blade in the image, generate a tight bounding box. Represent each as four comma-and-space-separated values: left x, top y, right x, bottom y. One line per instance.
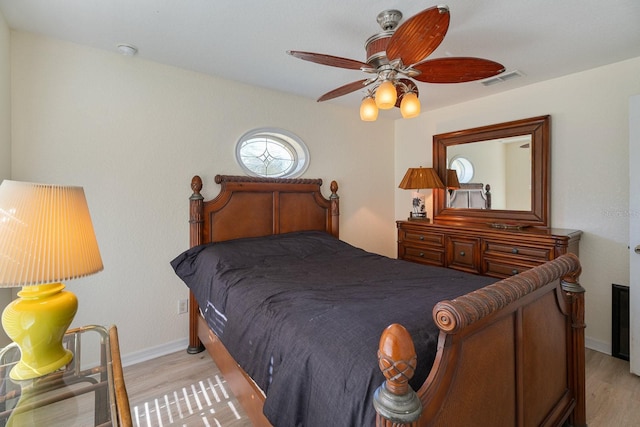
317, 79, 372, 102
386, 6, 450, 66
412, 57, 505, 83
288, 51, 369, 70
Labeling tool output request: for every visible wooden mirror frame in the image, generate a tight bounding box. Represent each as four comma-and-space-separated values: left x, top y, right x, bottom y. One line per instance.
433, 115, 550, 227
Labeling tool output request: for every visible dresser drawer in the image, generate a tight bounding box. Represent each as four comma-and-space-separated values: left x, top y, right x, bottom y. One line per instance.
484, 258, 541, 279
484, 241, 552, 262
400, 228, 444, 247
396, 221, 581, 279
400, 245, 445, 266
446, 236, 481, 274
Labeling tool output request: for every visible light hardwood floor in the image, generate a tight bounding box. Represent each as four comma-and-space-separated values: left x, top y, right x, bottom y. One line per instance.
123, 348, 640, 426
123, 350, 249, 426
585, 349, 640, 426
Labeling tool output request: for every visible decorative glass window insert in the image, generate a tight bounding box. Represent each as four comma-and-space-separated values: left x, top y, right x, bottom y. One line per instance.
235, 128, 309, 178
449, 156, 474, 183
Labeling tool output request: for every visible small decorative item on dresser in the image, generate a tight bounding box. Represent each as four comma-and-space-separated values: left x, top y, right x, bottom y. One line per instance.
398, 167, 444, 221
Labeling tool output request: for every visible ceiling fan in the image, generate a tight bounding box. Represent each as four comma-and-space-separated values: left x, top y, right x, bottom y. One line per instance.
287, 5, 505, 121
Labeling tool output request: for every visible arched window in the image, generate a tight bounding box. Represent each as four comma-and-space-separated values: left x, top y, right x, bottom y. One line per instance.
235, 128, 309, 178
449, 156, 474, 183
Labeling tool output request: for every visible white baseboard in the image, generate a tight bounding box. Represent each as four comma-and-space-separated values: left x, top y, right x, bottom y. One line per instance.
585, 336, 611, 355
121, 337, 189, 367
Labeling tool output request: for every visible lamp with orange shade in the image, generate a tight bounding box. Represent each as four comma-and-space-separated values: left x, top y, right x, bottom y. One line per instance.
446, 168, 460, 192
398, 167, 444, 221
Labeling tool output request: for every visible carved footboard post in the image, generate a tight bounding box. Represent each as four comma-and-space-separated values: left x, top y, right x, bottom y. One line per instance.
187, 175, 205, 354
374, 324, 422, 427
561, 254, 587, 427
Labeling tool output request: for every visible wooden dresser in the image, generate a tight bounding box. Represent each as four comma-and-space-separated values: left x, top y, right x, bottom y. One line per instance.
397, 220, 581, 279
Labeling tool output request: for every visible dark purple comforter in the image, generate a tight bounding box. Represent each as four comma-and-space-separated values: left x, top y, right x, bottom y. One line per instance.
171, 231, 495, 427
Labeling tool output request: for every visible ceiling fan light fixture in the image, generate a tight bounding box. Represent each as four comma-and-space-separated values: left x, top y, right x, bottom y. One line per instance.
375, 80, 397, 110
288, 6, 504, 121
360, 96, 379, 121
400, 92, 420, 119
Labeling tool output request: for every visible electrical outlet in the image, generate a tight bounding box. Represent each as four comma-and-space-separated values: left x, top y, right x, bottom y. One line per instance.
177, 299, 188, 314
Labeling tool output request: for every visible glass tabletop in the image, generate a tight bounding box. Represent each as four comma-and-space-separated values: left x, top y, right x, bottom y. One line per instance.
0, 325, 118, 427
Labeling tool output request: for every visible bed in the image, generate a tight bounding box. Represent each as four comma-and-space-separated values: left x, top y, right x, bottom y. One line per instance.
449, 183, 491, 209
172, 174, 586, 427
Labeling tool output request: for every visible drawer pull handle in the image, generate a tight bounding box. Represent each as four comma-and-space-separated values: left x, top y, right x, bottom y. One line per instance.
511, 269, 519, 275
459, 251, 465, 257
512, 248, 519, 254
419, 252, 425, 257
419, 236, 425, 240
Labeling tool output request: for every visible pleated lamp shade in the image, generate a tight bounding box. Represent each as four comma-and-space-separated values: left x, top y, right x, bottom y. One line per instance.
0, 180, 103, 286
398, 167, 445, 190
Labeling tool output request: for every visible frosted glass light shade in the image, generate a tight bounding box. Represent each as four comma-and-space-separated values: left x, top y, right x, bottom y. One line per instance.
0, 181, 103, 286
400, 92, 421, 119
360, 97, 379, 121
375, 80, 397, 110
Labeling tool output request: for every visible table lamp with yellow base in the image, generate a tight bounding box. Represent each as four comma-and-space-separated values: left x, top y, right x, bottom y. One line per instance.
0, 180, 103, 380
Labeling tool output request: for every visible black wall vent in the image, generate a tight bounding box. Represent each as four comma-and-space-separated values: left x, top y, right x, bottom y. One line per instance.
612, 283, 630, 361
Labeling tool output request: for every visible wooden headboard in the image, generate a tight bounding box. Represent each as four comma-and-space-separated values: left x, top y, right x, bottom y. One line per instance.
187, 175, 340, 351
189, 175, 339, 246
449, 183, 491, 209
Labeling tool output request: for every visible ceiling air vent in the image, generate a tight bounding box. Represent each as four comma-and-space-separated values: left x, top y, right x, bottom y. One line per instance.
481, 70, 524, 86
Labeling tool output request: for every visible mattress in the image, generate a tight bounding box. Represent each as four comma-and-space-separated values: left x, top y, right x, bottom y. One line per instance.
171, 231, 495, 426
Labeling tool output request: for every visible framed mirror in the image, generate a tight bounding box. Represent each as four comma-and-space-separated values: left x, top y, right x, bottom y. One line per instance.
433, 115, 550, 227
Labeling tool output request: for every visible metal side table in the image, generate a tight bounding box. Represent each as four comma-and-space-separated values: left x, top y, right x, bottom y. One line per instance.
0, 325, 131, 426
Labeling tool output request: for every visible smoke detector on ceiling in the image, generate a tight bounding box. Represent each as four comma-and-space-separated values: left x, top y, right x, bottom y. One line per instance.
117, 44, 138, 56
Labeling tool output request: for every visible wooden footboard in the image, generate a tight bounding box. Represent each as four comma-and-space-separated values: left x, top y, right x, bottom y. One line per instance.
375, 253, 585, 427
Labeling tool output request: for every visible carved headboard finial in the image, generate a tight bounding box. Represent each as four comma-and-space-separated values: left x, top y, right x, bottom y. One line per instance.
191, 175, 203, 198
330, 180, 339, 199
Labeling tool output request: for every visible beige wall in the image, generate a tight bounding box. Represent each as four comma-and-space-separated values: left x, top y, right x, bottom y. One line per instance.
0, 12, 8, 178
9, 31, 396, 362
395, 57, 640, 352
0, 10, 11, 346
505, 141, 531, 210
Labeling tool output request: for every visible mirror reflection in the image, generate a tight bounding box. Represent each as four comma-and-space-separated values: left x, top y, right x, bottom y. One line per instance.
433, 115, 550, 227
447, 135, 532, 210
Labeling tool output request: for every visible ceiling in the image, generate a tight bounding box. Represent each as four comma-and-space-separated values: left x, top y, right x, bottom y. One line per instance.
1, 0, 639, 116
